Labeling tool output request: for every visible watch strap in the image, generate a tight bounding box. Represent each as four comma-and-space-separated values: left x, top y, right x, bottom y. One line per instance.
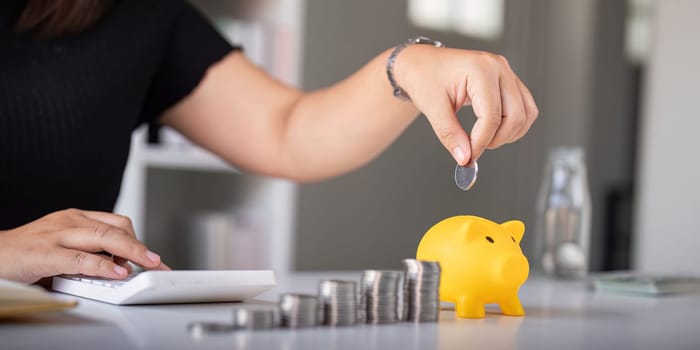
386, 37, 445, 101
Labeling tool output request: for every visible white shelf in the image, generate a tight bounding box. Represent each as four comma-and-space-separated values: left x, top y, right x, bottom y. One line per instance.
143, 146, 239, 173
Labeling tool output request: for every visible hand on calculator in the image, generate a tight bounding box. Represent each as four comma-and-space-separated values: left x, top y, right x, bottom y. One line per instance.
0, 209, 169, 284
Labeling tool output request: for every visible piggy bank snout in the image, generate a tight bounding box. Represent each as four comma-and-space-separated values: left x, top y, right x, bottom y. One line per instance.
501, 254, 529, 286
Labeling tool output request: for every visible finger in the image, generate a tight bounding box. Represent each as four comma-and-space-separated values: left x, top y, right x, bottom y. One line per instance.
156, 262, 172, 271
487, 75, 526, 148
98, 253, 133, 274
56, 223, 161, 269
72, 213, 158, 268
139, 260, 171, 271
420, 96, 472, 165
80, 210, 137, 238
113, 256, 134, 274
467, 70, 502, 161
54, 249, 129, 279
512, 78, 539, 140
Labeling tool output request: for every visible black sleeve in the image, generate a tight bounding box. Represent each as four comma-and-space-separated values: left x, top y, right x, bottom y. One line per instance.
140, 1, 240, 124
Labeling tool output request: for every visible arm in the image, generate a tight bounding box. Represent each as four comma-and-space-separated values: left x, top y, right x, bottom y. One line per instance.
161, 44, 538, 182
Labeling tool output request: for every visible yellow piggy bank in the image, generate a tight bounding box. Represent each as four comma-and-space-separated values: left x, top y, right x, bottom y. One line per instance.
416, 215, 529, 319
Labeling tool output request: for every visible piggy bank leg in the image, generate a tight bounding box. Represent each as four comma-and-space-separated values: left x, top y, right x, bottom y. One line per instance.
499, 296, 525, 317
456, 295, 486, 319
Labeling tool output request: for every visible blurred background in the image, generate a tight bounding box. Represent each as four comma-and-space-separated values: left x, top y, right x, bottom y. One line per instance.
115, 0, 698, 275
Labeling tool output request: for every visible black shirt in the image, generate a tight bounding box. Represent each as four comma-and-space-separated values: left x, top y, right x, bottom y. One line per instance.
0, 0, 235, 229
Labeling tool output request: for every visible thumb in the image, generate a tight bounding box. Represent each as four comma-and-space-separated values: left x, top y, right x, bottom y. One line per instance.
420, 97, 472, 165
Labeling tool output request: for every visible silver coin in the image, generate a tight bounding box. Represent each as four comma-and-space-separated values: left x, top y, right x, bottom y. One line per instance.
402, 259, 441, 275
454, 161, 478, 190
231, 307, 279, 329
318, 280, 358, 326
360, 270, 402, 324
279, 293, 321, 328
402, 259, 442, 322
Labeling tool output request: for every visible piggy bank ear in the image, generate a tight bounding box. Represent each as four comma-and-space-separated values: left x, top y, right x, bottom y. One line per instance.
461, 219, 487, 243
501, 220, 525, 244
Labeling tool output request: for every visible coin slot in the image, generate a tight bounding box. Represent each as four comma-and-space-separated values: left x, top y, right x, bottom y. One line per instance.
486, 236, 494, 243
511, 236, 516, 243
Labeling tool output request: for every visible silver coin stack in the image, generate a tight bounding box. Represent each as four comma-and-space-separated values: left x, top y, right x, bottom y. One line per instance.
318, 280, 358, 326
402, 259, 441, 322
360, 270, 402, 324
279, 293, 321, 328
232, 306, 279, 329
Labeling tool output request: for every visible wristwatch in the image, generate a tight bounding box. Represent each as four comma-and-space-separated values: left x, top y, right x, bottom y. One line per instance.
386, 36, 445, 101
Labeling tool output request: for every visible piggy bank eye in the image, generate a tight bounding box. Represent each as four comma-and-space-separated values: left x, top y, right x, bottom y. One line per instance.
485, 236, 494, 243
511, 236, 516, 243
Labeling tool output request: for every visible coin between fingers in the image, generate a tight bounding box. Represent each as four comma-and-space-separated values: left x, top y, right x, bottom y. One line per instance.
455, 161, 478, 190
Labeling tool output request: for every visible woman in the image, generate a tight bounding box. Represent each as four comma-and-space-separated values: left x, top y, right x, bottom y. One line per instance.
0, 0, 537, 283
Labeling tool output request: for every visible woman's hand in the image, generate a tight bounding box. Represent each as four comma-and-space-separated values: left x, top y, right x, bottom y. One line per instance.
0, 209, 169, 284
394, 45, 539, 165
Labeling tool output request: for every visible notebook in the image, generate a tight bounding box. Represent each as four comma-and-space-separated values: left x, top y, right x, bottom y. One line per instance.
592, 272, 700, 297
0, 278, 77, 317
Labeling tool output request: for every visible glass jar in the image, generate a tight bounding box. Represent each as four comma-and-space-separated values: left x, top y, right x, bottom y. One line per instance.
534, 147, 592, 278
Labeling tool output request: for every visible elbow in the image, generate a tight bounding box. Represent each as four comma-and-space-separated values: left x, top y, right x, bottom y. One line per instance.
282, 169, 335, 184
277, 158, 353, 184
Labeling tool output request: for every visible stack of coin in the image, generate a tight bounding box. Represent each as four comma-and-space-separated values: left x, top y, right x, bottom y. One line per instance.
402, 259, 441, 322
279, 293, 321, 328
360, 270, 402, 324
231, 306, 279, 329
318, 280, 358, 326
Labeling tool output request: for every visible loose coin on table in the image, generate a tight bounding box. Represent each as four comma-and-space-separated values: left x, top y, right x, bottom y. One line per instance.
188, 305, 279, 338
188, 321, 235, 338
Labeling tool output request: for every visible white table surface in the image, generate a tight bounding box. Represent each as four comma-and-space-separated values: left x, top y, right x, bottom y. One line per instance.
2, 271, 699, 350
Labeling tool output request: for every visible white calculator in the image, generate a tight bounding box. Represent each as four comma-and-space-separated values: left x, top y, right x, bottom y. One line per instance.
52, 270, 275, 305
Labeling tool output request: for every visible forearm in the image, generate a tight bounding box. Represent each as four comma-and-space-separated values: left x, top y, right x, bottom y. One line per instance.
280, 49, 420, 181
